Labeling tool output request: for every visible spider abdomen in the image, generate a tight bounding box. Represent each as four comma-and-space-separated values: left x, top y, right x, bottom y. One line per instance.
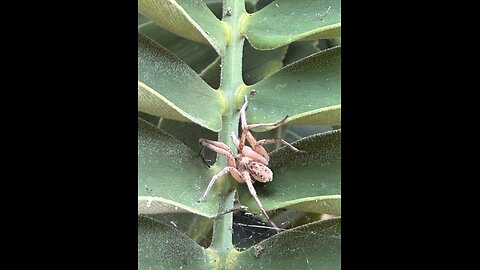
247, 160, 273, 183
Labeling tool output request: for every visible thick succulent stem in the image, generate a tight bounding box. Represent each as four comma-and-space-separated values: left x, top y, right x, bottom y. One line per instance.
209, 0, 246, 255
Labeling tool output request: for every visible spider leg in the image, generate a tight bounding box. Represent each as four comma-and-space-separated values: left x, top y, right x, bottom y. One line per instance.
238, 96, 251, 151
197, 166, 243, 203
256, 138, 305, 153
246, 115, 288, 130
239, 95, 288, 131
240, 95, 249, 129
231, 132, 268, 165
238, 96, 287, 154
231, 131, 241, 149
199, 139, 231, 151
244, 174, 280, 232
245, 132, 269, 162
199, 139, 237, 168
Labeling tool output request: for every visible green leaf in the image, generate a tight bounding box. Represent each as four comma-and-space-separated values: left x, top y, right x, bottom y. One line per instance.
243, 0, 340, 50
138, 33, 224, 132
138, 13, 149, 26
286, 196, 340, 215
243, 41, 288, 85
138, 0, 228, 54
147, 213, 213, 246
139, 22, 218, 73
238, 130, 340, 213
138, 216, 212, 269
232, 218, 341, 269
138, 119, 221, 217
283, 40, 321, 66
270, 209, 326, 231
283, 124, 334, 142
138, 111, 160, 127
328, 38, 341, 47
241, 46, 341, 131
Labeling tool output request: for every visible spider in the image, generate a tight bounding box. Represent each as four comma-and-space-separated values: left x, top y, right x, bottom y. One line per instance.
197, 96, 304, 231
254, 244, 264, 258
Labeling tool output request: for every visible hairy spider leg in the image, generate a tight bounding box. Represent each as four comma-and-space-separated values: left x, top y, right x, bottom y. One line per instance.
245, 132, 269, 162
238, 96, 249, 151
197, 166, 243, 203
199, 139, 236, 168
245, 115, 288, 130
240, 95, 287, 130
243, 172, 280, 232
238, 95, 288, 154
231, 132, 268, 165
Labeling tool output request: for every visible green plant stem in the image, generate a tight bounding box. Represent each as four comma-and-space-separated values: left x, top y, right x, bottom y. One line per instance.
209, 0, 246, 256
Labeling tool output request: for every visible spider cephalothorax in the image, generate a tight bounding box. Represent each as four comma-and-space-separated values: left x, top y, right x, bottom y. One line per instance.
198, 96, 304, 231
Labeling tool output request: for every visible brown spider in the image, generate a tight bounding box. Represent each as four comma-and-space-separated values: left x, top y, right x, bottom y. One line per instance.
197, 96, 304, 231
